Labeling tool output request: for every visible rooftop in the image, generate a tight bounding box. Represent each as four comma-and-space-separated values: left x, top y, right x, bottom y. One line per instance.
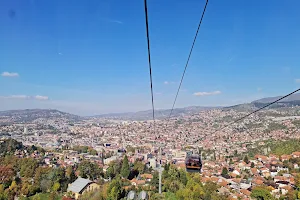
67, 177, 92, 193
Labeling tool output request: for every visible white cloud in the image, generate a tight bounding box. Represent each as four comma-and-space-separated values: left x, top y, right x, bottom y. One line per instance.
0, 95, 49, 101
103, 18, 123, 24
193, 91, 221, 96
164, 81, 176, 85
0, 95, 29, 99
10, 95, 29, 99
295, 79, 300, 83
257, 87, 263, 92
110, 20, 123, 24
1, 72, 19, 77
34, 95, 49, 100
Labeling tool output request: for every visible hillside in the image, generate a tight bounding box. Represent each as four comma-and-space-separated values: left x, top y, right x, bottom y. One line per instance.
223, 93, 300, 112
252, 93, 300, 104
0, 109, 82, 124
92, 106, 220, 121
1, 93, 300, 122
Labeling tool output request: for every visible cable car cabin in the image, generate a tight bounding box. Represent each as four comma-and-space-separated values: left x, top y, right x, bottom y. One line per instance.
185, 154, 202, 173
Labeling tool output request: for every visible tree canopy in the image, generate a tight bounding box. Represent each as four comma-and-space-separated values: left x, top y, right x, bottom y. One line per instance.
121, 155, 130, 179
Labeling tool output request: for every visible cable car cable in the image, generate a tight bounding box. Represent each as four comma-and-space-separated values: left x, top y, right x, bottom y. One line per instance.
143, 0, 156, 135
167, 0, 209, 123
194, 88, 300, 143
214, 88, 300, 134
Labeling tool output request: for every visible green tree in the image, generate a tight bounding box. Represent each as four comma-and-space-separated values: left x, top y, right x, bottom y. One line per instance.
179, 169, 187, 185
133, 161, 145, 174
108, 186, 121, 200
243, 155, 249, 164
121, 155, 130, 179
164, 192, 177, 200
105, 161, 122, 179
20, 158, 38, 178
151, 172, 159, 192
0, 139, 23, 155
167, 180, 182, 193
34, 166, 51, 185
49, 192, 56, 200
151, 193, 164, 200
251, 186, 275, 200
20, 183, 29, 196
66, 166, 76, 183
107, 176, 123, 200
78, 160, 102, 180
203, 181, 225, 200
32, 195, 41, 200
40, 178, 52, 193
9, 180, 17, 193
168, 166, 179, 180
89, 148, 98, 156
176, 178, 204, 200
28, 184, 39, 196
52, 182, 60, 192
221, 167, 229, 177
0, 184, 7, 200
295, 173, 300, 189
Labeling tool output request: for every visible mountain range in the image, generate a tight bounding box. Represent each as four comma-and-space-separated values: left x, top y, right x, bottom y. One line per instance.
91, 106, 220, 121
0, 93, 299, 121
0, 109, 82, 124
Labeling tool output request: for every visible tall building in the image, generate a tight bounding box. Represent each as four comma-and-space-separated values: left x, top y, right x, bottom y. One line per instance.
149, 158, 157, 169
24, 126, 28, 135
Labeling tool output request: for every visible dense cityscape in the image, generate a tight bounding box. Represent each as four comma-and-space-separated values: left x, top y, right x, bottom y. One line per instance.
1, 0, 300, 199
1, 99, 300, 200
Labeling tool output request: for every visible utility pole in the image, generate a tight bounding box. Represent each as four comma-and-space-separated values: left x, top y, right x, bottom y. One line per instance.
159, 146, 162, 194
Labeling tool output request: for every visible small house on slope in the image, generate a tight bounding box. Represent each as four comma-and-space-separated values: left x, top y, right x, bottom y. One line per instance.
67, 177, 100, 199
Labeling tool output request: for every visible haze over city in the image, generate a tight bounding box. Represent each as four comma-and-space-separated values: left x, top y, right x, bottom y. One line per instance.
1, 0, 300, 115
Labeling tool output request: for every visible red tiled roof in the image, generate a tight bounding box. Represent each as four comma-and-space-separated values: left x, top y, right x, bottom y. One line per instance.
141, 173, 153, 179
232, 178, 241, 183
251, 168, 258, 174
252, 179, 263, 185
218, 180, 229, 187
292, 152, 300, 156
240, 189, 251, 196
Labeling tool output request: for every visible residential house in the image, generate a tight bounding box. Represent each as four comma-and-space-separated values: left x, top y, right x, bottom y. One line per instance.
281, 154, 291, 162
130, 178, 146, 187
240, 179, 251, 189
292, 152, 300, 158
140, 173, 153, 182
67, 177, 100, 199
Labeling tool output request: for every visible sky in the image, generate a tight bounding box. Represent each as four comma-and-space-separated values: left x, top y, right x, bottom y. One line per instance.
0, 0, 300, 116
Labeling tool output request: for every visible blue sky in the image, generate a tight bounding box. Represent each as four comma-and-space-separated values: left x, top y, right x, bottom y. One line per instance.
0, 0, 300, 115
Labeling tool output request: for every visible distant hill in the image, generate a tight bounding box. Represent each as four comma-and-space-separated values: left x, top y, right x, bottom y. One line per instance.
252, 93, 300, 104
0, 109, 82, 124
91, 106, 221, 121
1, 93, 299, 122
224, 93, 300, 112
